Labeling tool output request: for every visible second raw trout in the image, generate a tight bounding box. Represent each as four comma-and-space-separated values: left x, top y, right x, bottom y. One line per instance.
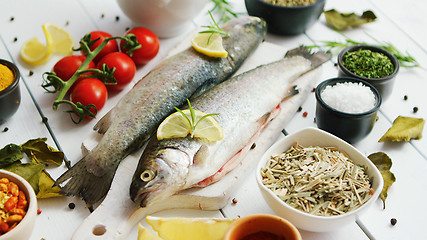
130, 47, 331, 207
55, 16, 266, 204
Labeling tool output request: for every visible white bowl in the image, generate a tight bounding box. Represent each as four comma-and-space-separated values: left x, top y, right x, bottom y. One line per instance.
256, 127, 383, 232
0, 170, 37, 240
117, 0, 209, 38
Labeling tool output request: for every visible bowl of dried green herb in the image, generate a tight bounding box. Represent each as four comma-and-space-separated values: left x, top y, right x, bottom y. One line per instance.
337, 45, 399, 101
245, 0, 325, 35
256, 127, 383, 232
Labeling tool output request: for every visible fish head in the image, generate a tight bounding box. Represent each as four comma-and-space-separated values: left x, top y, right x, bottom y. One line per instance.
130, 146, 191, 207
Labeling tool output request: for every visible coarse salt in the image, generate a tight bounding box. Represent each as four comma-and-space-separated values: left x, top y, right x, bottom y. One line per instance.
321, 82, 376, 113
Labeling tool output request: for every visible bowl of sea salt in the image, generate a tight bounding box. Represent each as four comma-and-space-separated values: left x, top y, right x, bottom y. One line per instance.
315, 77, 382, 143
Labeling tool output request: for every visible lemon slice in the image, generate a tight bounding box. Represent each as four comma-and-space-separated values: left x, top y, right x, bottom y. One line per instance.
191, 33, 228, 58
20, 23, 73, 66
43, 23, 74, 55
20, 35, 53, 65
146, 216, 235, 240
157, 109, 223, 142
138, 225, 163, 240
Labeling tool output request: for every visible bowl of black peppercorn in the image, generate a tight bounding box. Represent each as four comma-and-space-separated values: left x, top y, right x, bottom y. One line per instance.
245, 0, 326, 35
337, 45, 399, 101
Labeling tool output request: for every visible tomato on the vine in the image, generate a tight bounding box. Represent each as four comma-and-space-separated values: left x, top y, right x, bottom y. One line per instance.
53, 55, 96, 90
97, 52, 136, 91
84, 31, 119, 63
70, 78, 108, 116
120, 27, 159, 65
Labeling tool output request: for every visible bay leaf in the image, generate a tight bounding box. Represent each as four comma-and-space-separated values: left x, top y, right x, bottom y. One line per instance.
379, 116, 425, 142
324, 9, 377, 31
0, 144, 23, 168
368, 152, 395, 209
21, 138, 64, 166
37, 170, 62, 198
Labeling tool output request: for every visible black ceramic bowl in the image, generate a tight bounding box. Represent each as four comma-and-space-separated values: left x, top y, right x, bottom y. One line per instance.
0, 59, 21, 123
337, 45, 399, 101
315, 77, 382, 143
245, 0, 325, 35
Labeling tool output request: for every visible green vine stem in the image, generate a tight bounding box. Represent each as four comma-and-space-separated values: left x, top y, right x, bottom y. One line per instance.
42, 33, 140, 123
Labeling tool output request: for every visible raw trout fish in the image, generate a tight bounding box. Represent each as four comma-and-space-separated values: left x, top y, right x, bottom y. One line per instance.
55, 16, 266, 204
131, 47, 331, 207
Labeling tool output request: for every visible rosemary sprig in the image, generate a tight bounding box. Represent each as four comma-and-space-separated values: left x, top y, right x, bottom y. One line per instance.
210, 0, 238, 24
308, 31, 420, 68
175, 99, 219, 138
200, 11, 230, 37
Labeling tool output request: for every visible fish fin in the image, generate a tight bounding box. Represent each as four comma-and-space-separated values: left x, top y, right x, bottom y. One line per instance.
93, 110, 112, 134
55, 157, 115, 204
285, 46, 332, 68
193, 144, 209, 166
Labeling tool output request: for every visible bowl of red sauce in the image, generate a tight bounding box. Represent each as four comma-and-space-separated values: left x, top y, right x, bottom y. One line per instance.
223, 214, 302, 240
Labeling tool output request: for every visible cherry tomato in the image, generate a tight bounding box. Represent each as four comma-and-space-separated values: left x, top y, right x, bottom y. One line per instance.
53, 55, 96, 90
120, 27, 159, 65
97, 52, 136, 91
84, 31, 119, 63
70, 78, 108, 115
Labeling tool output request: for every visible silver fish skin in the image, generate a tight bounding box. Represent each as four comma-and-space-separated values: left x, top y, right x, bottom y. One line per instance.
130, 47, 331, 207
55, 16, 267, 204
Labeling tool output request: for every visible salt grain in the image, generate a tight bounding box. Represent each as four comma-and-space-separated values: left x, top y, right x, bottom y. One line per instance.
321, 82, 376, 113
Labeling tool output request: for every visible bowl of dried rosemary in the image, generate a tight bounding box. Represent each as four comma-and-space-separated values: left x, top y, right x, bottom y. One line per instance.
245, 0, 326, 35
337, 44, 399, 101
256, 127, 383, 232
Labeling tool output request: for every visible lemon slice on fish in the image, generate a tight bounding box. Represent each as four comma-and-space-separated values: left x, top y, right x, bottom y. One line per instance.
20, 23, 73, 65
146, 216, 235, 240
191, 32, 228, 58
138, 225, 163, 240
157, 109, 223, 142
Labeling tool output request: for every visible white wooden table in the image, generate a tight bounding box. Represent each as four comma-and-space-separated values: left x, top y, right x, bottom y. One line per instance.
1, 0, 426, 239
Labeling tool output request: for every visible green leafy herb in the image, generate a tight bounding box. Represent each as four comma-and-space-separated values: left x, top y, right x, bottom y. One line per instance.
200, 11, 230, 42
379, 116, 425, 142
307, 31, 420, 68
210, 0, 238, 24
0, 138, 65, 198
343, 49, 394, 78
324, 9, 377, 31
175, 99, 219, 138
368, 152, 395, 209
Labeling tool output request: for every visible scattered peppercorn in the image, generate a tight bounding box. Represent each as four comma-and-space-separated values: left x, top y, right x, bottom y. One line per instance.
403, 95, 408, 101
42, 117, 48, 123
2, 127, 8, 132
9, 17, 14, 22
68, 202, 76, 209
232, 198, 238, 204
302, 111, 308, 117
125, 27, 130, 31
37, 208, 42, 215
334, 62, 338, 67
390, 218, 397, 226
13, 37, 17, 42
296, 106, 302, 112
29, 70, 34, 76
100, 13, 105, 18
413, 107, 419, 113
115, 16, 120, 21
311, 87, 316, 92
65, 21, 69, 26
250, 143, 256, 150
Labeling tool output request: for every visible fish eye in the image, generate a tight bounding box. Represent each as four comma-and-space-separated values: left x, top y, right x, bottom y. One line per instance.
140, 170, 155, 182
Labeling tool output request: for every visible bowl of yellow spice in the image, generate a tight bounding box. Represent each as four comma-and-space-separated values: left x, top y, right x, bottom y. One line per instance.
337, 45, 399, 101
0, 59, 21, 123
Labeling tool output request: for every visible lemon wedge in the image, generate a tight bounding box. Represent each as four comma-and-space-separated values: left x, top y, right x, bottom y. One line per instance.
138, 224, 163, 240
191, 33, 228, 58
43, 23, 74, 55
157, 109, 223, 142
20, 23, 73, 66
146, 216, 235, 240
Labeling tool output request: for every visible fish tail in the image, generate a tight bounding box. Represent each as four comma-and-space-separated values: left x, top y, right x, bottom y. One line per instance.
55, 157, 114, 204
285, 46, 332, 68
